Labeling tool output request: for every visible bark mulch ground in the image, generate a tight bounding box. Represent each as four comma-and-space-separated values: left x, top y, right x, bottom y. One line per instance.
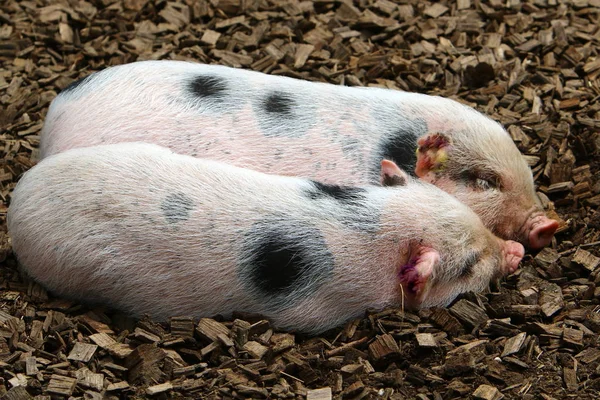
1, 0, 600, 398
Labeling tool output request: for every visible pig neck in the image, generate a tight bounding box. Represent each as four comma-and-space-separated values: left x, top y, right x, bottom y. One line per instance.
375, 186, 442, 262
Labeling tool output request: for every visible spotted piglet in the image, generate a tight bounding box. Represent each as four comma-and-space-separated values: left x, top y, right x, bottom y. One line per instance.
40, 60, 558, 249
8, 143, 524, 334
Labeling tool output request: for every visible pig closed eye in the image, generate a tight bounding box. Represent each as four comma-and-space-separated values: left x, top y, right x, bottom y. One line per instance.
476, 177, 495, 190
460, 171, 501, 191
460, 252, 481, 277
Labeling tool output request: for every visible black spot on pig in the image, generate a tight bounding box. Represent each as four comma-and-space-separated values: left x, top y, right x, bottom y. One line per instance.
161, 193, 195, 224
189, 76, 227, 99
60, 74, 94, 95
460, 252, 480, 278
307, 181, 366, 204
306, 182, 380, 232
239, 219, 333, 307
374, 118, 428, 182
379, 134, 418, 176
253, 93, 314, 137
263, 92, 295, 115
382, 173, 405, 187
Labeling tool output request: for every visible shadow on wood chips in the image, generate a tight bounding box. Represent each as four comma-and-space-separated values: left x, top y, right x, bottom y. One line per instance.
1, 0, 600, 399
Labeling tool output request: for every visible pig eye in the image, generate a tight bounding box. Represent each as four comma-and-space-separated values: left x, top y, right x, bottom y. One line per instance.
475, 178, 495, 190
460, 251, 481, 277
459, 170, 501, 191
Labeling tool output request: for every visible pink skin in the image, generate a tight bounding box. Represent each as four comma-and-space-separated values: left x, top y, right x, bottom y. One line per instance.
397, 246, 438, 307
414, 146, 558, 250
499, 239, 525, 275
520, 212, 559, 250
398, 248, 436, 291
397, 240, 524, 307
42, 61, 557, 250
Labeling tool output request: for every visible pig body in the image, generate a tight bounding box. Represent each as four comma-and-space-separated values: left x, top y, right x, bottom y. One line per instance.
40, 61, 558, 248
8, 143, 523, 334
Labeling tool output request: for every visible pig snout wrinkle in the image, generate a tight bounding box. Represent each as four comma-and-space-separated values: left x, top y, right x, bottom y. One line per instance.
516, 207, 557, 249
528, 217, 559, 249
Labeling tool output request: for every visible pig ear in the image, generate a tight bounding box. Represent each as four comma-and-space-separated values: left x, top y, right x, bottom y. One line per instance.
380, 159, 409, 186
399, 247, 439, 298
415, 133, 452, 178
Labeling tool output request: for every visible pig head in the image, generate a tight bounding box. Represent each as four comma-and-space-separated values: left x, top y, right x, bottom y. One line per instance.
407, 123, 558, 249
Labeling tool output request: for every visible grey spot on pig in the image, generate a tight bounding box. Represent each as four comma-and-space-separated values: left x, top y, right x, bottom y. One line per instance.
239, 218, 334, 308
189, 75, 227, 99
61, 74, 94, 94
263, 92, 295, 115
160, 193, 195, 224
382, 174, 405, 187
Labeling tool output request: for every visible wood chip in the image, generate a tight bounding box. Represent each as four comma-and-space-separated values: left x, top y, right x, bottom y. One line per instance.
67, 342, 98, 362
571, 248, 600, 272
501, 332, 527, 357
368, 334, 400, 360
1, 386, 33, 400
473, 384, 504, 400
575, 348, 600, 364
449, 300, 489, 328
196, 318, 230, 342
424, 4, 449, 18
415, 333, 438, 348
306, 388, 332, 400
106, 381, 130, 391
243, 340, 269, 359
76, 367, 104, 391
146, 382, 173, 395
47, 374, 77, 397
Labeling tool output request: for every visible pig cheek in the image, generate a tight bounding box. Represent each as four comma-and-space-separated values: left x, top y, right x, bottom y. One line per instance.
494, 192, 536, 243
418, 283, 461, 309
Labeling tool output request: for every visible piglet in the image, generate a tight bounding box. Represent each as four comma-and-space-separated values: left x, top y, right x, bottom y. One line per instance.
8, 143, 524, 334
40, 60, 558, 249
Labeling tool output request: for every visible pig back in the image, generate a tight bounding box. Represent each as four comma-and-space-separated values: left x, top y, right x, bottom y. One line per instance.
9, 143, 316, 317
41, 61, 443, 185
8, 143, 398, 324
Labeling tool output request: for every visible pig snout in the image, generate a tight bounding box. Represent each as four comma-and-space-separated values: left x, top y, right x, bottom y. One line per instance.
525, 214, 559, 249
499, 239, 525, 275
